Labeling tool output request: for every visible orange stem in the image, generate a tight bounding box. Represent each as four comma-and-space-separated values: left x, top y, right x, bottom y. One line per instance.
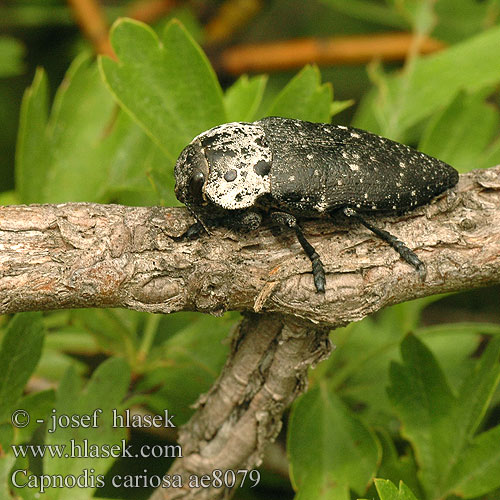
67, 0, 115, 58
126, 0, 177, 24
219, 32, 446, 74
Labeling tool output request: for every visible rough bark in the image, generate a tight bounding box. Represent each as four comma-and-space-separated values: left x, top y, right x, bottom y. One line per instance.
1, 166, 499, 499
0, 167, 499, 326
148, 314, 331, 499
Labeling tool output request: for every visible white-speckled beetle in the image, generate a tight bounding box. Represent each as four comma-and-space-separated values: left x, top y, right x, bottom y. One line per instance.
174, 117, 459, 293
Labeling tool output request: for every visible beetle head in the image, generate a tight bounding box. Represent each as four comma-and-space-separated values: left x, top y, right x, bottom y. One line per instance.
174, 122, 272, 212
174, 141, 209, 205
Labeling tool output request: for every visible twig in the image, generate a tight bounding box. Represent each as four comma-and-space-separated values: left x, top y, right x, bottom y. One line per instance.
1, 167, 498, 326
126, 0, 178, 24
148, 314, 331, 499
65, 0, 444, 75
67, 0, 115, 58
204, 0, 263, 45
217, 32, 445, 74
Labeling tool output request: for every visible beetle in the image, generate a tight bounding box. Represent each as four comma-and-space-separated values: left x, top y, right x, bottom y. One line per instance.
174, 116, 459, 293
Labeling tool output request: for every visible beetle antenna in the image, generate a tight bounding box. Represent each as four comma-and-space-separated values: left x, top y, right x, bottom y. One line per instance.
185, 203, 212, 236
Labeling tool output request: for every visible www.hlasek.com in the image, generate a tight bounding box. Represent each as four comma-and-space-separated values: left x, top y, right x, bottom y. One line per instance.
11, 438, 182, 459
9, 407, 261, 492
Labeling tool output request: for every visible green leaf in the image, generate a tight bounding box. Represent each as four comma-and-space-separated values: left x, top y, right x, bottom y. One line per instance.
0, 424, 13, 456
36, 349, 88, 382
433, 0, 498, 43
448, 424, 500, 497
454, 338, 500, 440
71, 309, 143, 363
477, 135, 500, 170
16, 67, 50, 203
136, 314, 232, 424
327, 315, 405, 423
373, 479, 420, 500
387, 334, 457, 497
0, 454, 16, 500
419, 91, 500, 172
288, 383, 379, 500
17, 55, 168, 205
265, 65, 333, 123
96, 110, 174, 206
224, 75, 268, 122
321, 0, 407, 28
100, 18, 226, 161
148, 165, 179, 207
43, 358, 130, 500
355, 24, 500, 140
45, 330, 99, 355
325, 300, 436, 426
375, 430, 421, 497
14, 390, 55, 444
0, 191, 19, 206
330, 99, 354, 118
0, 36, 25, 77
44, 53, 117, 203
442, 339, 500, 497
0, 314, 44, 423
16, 54, 123, 203
387, 335, 500, 499
394, 0, 438, 34
418, 327, 479, 392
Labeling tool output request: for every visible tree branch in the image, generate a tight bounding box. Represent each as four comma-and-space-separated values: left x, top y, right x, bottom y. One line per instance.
1, 167, 499, 326
149, 314, 331, 499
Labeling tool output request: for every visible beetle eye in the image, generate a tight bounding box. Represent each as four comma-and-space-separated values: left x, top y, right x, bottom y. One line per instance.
189, 171, 205, 199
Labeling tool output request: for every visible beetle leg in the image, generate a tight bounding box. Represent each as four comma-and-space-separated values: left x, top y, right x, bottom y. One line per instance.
271, 211, 326, 293
226, 210, 263, 232
171, 221, 206, 241
343, 207, 426, 279
175, 211, 262, 241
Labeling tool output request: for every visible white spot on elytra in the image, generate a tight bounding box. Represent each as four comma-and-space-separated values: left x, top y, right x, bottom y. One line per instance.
349, 164, 360, 171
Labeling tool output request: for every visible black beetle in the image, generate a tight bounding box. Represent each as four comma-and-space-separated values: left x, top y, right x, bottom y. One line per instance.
174, 117, 459, 293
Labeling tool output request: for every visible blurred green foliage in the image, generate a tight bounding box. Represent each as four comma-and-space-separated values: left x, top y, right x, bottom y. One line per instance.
1, 1, 500, 500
